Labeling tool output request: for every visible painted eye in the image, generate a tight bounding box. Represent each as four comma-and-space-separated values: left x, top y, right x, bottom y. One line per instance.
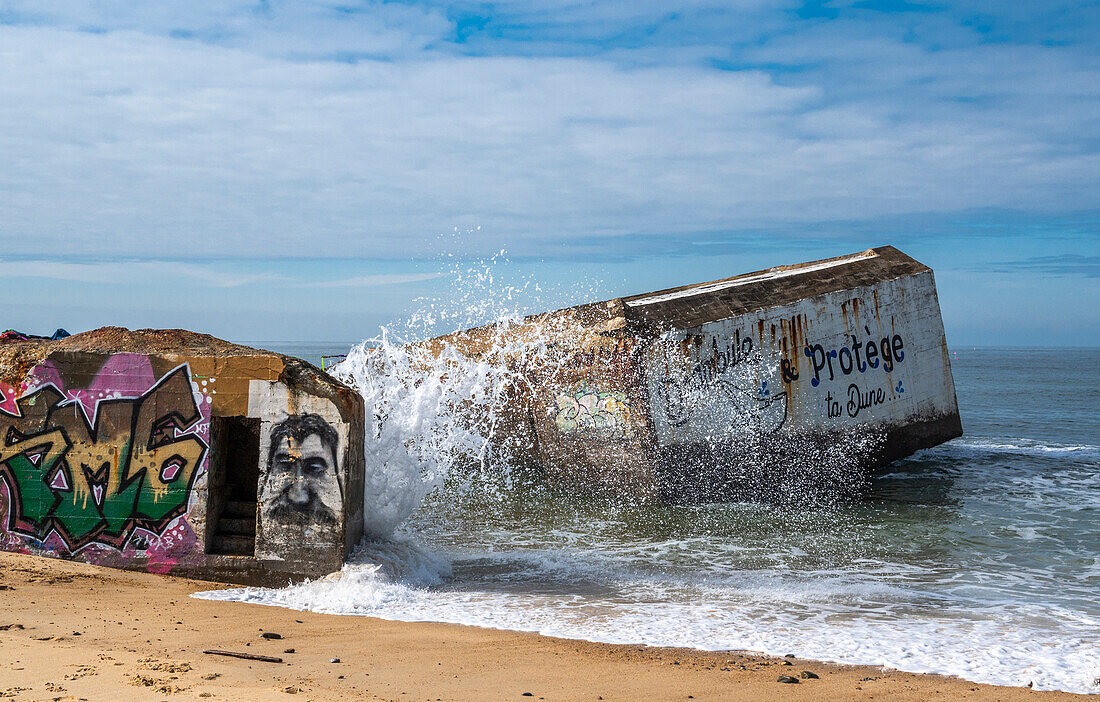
303, 458, 327, 474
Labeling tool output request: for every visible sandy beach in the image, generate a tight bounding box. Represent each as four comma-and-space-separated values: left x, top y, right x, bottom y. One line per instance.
0, 552, 1088, 701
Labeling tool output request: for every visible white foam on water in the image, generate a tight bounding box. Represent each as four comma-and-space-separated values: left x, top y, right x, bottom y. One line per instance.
197, 543, 1100, 694
944, 437, 1100, 459
194, 257, 1100, 696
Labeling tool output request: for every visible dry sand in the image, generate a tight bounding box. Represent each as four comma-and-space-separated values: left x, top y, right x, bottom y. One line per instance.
0, 551, 1088, 701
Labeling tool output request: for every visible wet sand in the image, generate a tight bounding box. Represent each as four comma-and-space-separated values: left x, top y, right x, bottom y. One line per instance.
0, 552, 1087, 701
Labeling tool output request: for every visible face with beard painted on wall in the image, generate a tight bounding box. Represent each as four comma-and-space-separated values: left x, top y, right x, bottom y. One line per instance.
261, 414, 342, 530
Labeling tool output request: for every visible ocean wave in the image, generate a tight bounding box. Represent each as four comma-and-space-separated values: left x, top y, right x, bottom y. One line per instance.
935, 438, 1100, 460
194, 555, 1100, 694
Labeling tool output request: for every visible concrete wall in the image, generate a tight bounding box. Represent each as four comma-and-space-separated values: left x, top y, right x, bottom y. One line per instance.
526, 335, 659, 496
247, 379, 358, 575
636, 269, 961, 498
448, 247, 962, 501
0, 337, 364, 583
0, 353, 212, 574
642, 269, 960, 454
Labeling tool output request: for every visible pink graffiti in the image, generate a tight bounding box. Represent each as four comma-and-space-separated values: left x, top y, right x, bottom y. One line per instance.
29, 353, 159, 421
2, 354, 211, 574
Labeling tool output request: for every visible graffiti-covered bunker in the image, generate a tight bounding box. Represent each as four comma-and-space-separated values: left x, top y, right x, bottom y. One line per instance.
440, 246, 962, 501
0, 328, 364, 583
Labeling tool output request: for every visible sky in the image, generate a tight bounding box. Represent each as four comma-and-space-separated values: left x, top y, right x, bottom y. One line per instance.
0, 1, 1097, 347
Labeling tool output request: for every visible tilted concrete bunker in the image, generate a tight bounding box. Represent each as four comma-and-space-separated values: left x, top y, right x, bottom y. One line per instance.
0, 328, 364, 583
436, 246, 963, 501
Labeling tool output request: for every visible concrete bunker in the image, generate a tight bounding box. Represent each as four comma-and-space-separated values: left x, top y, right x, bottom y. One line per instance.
0, 328, 364, 584
427, 246, 963, 501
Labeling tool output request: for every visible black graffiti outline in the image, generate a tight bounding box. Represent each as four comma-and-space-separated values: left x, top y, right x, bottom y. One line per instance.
659, 375, 789, 434
0, 365, 208, 553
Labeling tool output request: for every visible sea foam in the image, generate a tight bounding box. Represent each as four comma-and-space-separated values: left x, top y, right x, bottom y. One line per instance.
195, 261, 1100, 695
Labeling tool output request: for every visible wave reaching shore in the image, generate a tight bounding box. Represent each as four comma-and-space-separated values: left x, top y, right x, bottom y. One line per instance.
227, 278, 1100, 696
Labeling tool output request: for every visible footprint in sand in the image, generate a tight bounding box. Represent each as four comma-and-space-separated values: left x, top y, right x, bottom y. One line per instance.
64, 664, 98, 680
140, 656, 193, 674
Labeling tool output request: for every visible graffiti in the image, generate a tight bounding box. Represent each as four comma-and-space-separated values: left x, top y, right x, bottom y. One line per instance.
659, 373, 788, 434
678, 331, 754, 390
652, 330, 787, 435
824, 382, 896, 418
780, 357, 799, 382
0, 364, 207, 552
554, 384, 633, 438
802, 328, 906, 387
260, 414, 342, 529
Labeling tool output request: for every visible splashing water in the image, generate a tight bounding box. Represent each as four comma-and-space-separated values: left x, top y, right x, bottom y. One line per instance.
331, 324, 547, 537
200, 263, 1100, 695
327, 251, 613, 536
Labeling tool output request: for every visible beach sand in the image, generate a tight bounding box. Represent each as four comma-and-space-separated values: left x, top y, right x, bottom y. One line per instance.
0, 552, 1087, 701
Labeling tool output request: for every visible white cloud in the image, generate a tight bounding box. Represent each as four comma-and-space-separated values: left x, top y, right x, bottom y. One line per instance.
0, 259, 281, 287
0, 1, 450, 58
0, 4, 1095, 263
305, 272, 443, 287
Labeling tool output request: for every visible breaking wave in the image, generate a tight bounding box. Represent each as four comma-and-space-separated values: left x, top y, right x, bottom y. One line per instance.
196, 258, 1100, 694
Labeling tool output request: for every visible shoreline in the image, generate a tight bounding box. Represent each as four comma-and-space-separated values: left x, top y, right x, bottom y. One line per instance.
0, 551, 1089, 701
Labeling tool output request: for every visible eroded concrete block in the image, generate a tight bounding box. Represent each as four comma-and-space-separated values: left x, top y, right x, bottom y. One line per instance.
432, 246, 962, 501
0, 328, 364, 584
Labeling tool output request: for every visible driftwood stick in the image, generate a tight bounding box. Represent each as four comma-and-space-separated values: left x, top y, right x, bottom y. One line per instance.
203, 649, 284, 663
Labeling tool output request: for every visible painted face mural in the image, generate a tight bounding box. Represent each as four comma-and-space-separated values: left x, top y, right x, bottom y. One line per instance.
260, 414, 341, 530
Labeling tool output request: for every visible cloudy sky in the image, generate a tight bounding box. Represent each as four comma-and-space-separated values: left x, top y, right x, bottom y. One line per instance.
1, 1, 1097, 347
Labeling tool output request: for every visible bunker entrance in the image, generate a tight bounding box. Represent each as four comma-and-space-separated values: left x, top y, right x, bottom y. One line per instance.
206, 416, 260, 556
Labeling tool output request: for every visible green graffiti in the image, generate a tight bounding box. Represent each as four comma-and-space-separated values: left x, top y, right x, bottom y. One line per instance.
0, 366, 207, 551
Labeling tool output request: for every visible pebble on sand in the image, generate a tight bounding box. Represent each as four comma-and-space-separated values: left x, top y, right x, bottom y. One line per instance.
777, 676, 800, 684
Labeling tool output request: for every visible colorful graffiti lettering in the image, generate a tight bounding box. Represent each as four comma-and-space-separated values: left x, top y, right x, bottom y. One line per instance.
0, 362, 207, 553
554, 384, 633, 438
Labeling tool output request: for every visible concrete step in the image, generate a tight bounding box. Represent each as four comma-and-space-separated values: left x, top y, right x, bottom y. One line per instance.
224, 500, 257, 519
218, 518, 255, 536
213, 534, 255, 556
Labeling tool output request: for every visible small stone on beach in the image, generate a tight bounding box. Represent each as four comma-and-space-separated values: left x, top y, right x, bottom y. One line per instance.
330, 658, 341, 663
777, 675, 800, 684
800, 671, 819, 679
261, 632, 282, 639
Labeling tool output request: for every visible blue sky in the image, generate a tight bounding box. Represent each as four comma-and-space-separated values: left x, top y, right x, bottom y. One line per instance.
0, 1, 1097, 346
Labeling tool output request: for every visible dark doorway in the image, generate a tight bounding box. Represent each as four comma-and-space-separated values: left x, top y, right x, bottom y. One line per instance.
206, 416, 261, 556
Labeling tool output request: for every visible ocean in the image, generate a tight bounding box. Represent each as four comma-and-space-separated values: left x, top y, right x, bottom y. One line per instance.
207, 343, 1100, 694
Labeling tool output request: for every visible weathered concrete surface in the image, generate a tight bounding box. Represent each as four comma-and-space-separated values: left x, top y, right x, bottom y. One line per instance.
632, 249, 961, 500
433, 247, 962, 501
0, 327, 364, 584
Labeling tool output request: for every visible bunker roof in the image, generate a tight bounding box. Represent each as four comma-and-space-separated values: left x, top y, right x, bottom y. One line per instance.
0, 327, 352, 401
618, 245, 930, 332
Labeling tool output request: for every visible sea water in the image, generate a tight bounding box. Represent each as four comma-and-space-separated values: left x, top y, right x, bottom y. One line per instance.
209, 330, 1099, 694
